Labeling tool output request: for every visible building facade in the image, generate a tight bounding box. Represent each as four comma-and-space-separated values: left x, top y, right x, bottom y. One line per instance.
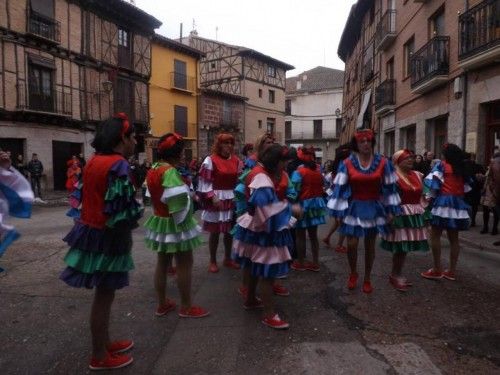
285, 66, 344, 162
338, 0, 500, 164
148, 34, 203, 162
0, 0, 160, 190
181, 32, 294, 151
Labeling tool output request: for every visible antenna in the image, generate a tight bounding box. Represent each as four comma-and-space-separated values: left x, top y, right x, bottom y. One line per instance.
215, 26, 218, 40
192, 18, 196, 31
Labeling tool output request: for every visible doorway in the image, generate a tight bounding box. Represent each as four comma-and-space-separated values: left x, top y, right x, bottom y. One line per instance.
485, 100, 500, 162
0, 138, 25, 162
52, 141, 82, 190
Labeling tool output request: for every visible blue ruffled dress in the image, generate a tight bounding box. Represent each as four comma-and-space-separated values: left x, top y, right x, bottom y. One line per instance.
291, 165, 326, 228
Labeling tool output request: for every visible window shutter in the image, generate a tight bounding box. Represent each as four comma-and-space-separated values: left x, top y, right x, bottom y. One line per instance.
174, 105, 188, 136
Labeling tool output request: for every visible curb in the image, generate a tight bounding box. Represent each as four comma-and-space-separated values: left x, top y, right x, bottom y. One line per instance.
459, 235, 500, 254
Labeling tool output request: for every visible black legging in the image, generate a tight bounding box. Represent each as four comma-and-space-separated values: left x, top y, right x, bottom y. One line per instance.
483, 205, 499, 233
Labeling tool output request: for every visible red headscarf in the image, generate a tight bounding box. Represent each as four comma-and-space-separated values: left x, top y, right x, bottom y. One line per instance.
158, 133, 183, 153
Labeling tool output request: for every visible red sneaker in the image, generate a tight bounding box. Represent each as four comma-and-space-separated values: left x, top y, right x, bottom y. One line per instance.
243, 299, 264, 310
107, 340, 134, 354
291, 261, 306, 271
362, 281, 373, 294
442, 270, 456, 281
273, 283, 290, 296
208, 263, 219, 273
178, 305, 210, 318
389, 276, 408, 292
261, 313, 289, 329
335, 245, 347, 253
347, 273, 358, 290
167, 266, 177, 277
420, 268, 443, 280
304, 262, 320, 272
155, 299, 176, 317
223, 259, 241, 270
89, 353, 133, 371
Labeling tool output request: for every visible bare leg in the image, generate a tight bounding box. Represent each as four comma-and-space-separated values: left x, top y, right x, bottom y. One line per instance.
323, 219, 339, 246
247, 272, 259, 302
175, 251, 193, 309
430, 226, 443, 271
208, 232, 220, 263
90, 287, 115, 359
296, 228, 306, 264
308, 226, 319, 264
260, 278, 275, 317
346, 236, 359, 274
223, 232, 233, 260
446, 229, 460, 273
336, 234, 346, 247
392, 252, 407, 277
363, 235, 376, 282
155, 253, 171, 306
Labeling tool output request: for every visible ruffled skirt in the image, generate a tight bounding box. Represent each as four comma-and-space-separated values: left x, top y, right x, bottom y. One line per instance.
339, 199, 391, 237
144, 215, 202, 253
295, 197, 327, 229
430, 194, 470, 231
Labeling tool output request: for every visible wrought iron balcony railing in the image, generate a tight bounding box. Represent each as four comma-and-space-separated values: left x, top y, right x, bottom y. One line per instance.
17, 82, 71, 115
170, 72, 196, 92
459, 0, 500, 60
375, 10, 397, 50
27, 10, 60, 43
410, 36, 450, 88
375, 79, 396, 111
363, 57, 374, 83
168, 121, 196, 138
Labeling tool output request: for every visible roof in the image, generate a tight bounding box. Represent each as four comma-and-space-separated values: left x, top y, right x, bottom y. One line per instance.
337, 0, 373, 62
183, 34, 295, 71
286, 66, 344, 94
152, 34, 205, 58
200, 88, 248, 101
79, 0, 162, 34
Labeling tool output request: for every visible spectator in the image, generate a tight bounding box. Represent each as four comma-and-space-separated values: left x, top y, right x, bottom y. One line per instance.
464, 153, 485, 227
421, 151, 434, 176
413, 154, 426, 174
77, 152, 86, 169
15, 154, 28, 178
27, 153, 44, 199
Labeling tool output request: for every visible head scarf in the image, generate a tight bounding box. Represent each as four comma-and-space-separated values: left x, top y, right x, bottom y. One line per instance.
158, 133, 183, 153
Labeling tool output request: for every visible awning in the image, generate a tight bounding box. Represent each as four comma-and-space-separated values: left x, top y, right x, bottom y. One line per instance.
356, 89, 372, 129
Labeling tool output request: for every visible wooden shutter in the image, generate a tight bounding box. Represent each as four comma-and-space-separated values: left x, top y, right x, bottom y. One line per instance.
174, 105, 188, 136
174, 59, 187, 90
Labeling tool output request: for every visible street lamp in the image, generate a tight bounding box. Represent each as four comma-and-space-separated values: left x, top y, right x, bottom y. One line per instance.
335, 108, 341, 118
102, 80, 113, 93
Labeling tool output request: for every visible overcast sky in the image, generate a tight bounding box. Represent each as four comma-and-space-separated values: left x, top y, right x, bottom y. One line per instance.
135, 0, 357, 77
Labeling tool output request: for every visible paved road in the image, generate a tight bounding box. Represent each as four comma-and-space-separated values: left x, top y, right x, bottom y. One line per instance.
1, 206, 499, 374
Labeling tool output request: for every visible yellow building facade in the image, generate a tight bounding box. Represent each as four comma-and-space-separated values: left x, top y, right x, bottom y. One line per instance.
148, 34, 203, 161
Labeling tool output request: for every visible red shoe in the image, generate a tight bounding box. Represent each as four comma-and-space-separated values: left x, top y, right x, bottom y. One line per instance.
420, 268, 443, 280
208, 263, 219, 273
107, 340, 134, 354
362, 281, 374, 294
167, 266, 177, 277
243, 299, 264, 310
238, 285, 248, 298
291, 261, 306, 271
261, 313, 289, 329
223, 259, 240, 270
389, 276, 408, 292
273, 283, 290, 296
89, 353, 133, 371
335, 245, 347, 253
347, 273, 358, 290
155, 299, 176, 317
442, 270, 456, 281
178, 305, 210, 318
304, 261, 320, 272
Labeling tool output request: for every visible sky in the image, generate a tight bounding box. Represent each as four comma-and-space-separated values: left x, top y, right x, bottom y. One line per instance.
134, 0, 357, 77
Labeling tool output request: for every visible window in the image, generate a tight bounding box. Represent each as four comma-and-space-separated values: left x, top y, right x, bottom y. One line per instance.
285, 99, 291, 115
313, 120, 323, 139
266, 118, 275, 135
403, 36, 415, 78
267, 66, 276, 77
173, 59, 187, 90
403, 125, 416, 152
29, 0, 58, 42
258, 89, 262, 98
285, 121, 292, 139
28, 62, 54, 112
386, 57, 394, 79
384, 131, 395, 157
268, 90, 275, 103
258, 120, 262, 129
209, 60, 217, 72
115, 78, 133, 117
174, 105, 188, 136
335, 118, 342, 137
429, 7, 445, 37
118, 28, 131, 68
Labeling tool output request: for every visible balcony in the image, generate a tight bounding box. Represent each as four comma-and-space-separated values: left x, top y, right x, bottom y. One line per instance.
458, 0, 500, 70
375, 79, 396, 116
17, 82, 71, 116
410, 36, 450, 94
168, 121, 197, 139
363, 58, 374, 83
27, 10, 60, 44
375, 10, 397, 51
170, 72, 196, 93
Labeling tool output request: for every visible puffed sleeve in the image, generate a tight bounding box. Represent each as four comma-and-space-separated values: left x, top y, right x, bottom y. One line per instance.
381, 159, 402, 215
160, 167, 190, 225
327, 161, 351, 218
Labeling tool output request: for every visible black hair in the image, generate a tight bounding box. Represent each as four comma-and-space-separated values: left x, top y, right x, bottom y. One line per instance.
157, 133, 185, 160
91, 117, 135, 153
332, 143, 351, 174
350, 135, 376, 152
442, 143, 470, 178
260, 144, 286, 174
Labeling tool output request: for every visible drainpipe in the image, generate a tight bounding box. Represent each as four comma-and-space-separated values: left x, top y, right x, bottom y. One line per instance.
461, 0, 469, 151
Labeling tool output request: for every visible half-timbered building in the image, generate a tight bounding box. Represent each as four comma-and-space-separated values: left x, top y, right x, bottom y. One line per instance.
181, 32, 294, 152
0, 0, 160, 191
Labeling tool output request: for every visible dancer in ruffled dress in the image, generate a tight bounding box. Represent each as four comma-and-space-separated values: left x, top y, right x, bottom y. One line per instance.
329, 129, 401, 293
232, 144, 302, 329
144, 133, 209, 319
380, 149, 429, 291
291, 146, 327, 272
60, 114, 142, 371
421, 143, 471, 281
197, 133, 242, 272
0, 150, 34, 271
